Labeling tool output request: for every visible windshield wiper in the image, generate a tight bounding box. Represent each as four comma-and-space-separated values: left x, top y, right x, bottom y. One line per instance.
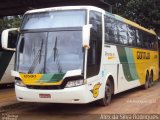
39, 40, 43, 63
53, 37, 63, 73
54, 37, 57, 61
28, 39, 43, 74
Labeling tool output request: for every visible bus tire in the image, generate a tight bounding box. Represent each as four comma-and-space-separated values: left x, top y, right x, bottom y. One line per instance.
143, 73, 150, 89
149, 72, 153, 88
98, 80, 112, 106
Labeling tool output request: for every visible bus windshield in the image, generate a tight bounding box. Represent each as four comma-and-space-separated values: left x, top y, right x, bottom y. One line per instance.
21, 10, 86, 29
16, 30, 83, 74
16, 10, 86, 74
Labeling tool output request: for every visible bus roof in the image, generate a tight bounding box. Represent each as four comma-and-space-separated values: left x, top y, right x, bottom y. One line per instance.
25, 6, 104, 14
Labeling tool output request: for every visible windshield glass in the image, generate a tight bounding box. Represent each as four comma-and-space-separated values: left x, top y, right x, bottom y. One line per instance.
21, 10, 86, 29
16, 30, 83, 74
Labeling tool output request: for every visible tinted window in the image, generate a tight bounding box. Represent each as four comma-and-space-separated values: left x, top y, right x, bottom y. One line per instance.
136, 29, 143, 47
128, 25, 136, 46
148, 34, 158, 50
105, 14, 157, 50
117, 21, 128, 45
87, 11, 102, 78
142, 32, 149, 48
105, 16, 118, 43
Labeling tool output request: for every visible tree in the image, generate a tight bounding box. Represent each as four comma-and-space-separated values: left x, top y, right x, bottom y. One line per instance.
0, 15, 22, 32
107, 0, 160, 35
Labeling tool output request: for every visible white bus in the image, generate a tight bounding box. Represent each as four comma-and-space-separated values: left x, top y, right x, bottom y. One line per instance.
1, 6, 158, 105
0, 30, 16, 86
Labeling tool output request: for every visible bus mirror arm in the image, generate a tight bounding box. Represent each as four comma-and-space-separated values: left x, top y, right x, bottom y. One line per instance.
83, 47, 88, 80
82, 24, 92, 80
82, 24, 92, 49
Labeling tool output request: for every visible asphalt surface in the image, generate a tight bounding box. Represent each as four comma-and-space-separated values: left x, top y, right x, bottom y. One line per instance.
0, 81, 160, 120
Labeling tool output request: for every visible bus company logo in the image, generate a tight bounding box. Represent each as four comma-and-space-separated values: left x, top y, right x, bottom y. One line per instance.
90, 82, 101, 98
137, 51, 150, 60
105, 52, 116, 60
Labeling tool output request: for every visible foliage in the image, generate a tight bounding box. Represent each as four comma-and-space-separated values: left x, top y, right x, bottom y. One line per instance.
0, 15, 22, 32
111, 0, 160, 33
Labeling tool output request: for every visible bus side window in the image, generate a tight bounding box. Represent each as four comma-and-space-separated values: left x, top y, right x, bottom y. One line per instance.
153, 36, 158, 50
105, 16, 118, 44
128, 25, 137, 46
149, 35, 157, 50
142, 32, 150, 49
87, 11, 102, 78
117, 21, 128, 45
19, 37, 24, 53
136, 29, 143, 48
148, 35, 153, 49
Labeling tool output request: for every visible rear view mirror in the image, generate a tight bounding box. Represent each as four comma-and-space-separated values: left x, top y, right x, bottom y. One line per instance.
1, 28, 19, 51
82, 24, 92, 49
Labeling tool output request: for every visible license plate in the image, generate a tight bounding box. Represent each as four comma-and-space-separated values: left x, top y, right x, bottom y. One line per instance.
39, 94, 51, 98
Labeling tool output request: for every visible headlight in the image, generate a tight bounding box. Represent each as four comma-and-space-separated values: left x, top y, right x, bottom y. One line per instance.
15, 80, 26, 87
65, 80, 84, 88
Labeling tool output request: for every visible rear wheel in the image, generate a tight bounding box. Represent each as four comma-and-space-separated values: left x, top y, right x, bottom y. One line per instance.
149, 73, 153, 88
143, 73, 150, 89
98, 80, 112, 106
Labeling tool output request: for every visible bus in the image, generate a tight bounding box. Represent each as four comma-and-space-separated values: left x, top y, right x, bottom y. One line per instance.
0, 32, 15, 87
1, 6, 159, 105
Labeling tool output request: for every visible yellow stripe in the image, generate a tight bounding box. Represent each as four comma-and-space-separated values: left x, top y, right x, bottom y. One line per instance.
24, 80, 63, 86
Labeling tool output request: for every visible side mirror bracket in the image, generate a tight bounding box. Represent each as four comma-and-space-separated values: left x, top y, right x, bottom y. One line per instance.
82, 24, 92, 80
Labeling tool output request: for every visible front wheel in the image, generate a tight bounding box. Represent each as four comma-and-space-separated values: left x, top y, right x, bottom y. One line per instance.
98, 80, 112, 106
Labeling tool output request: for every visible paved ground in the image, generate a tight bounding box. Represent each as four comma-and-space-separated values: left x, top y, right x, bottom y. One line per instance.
0, 81, 160, 120
0, 87, 17, 108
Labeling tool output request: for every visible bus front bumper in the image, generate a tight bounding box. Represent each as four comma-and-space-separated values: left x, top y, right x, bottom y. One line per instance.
15, 85, 93, 104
